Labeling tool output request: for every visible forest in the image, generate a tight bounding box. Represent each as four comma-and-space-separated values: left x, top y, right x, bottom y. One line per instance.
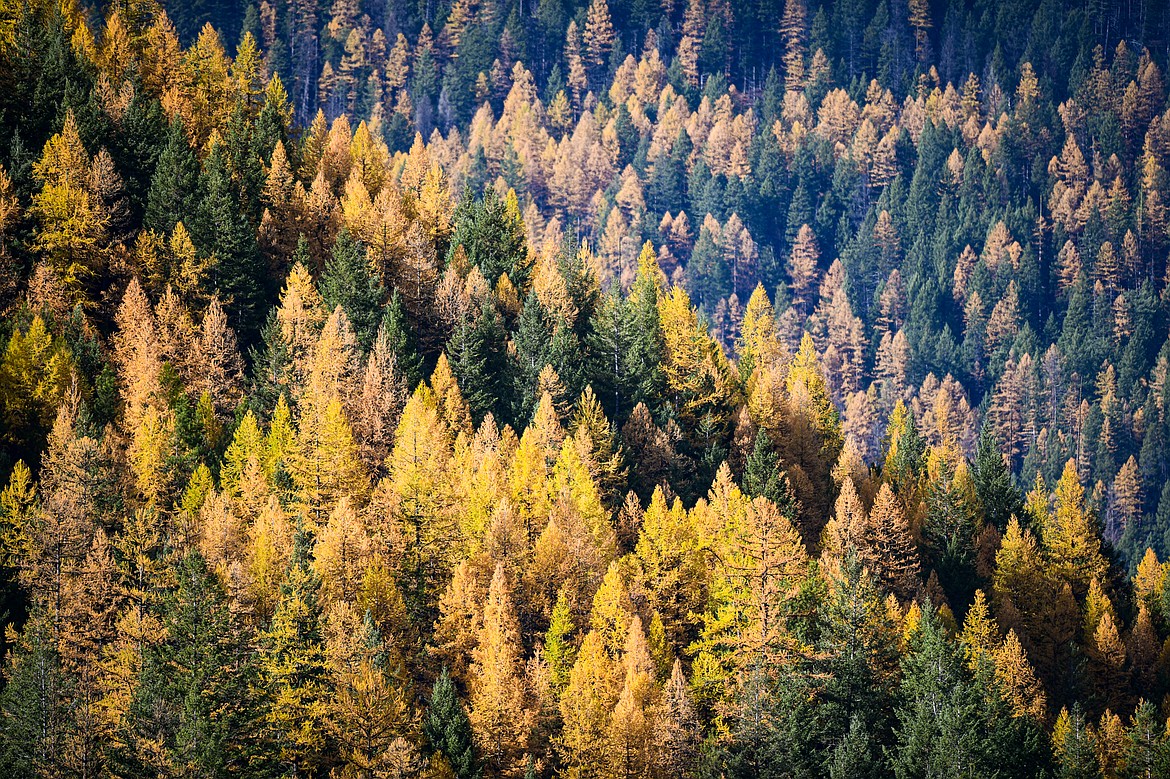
1, 0, 1170, 775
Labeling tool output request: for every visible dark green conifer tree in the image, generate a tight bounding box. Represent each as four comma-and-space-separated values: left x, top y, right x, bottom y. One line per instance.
112, 551, 270, 776
320, 229, 384, 350
380, 290, 424, 391
424, 667, 479, 779
144, 117, 199, 235
448, 303, 511, 427
192, 143, 265, 339
973, 429, 1024, 531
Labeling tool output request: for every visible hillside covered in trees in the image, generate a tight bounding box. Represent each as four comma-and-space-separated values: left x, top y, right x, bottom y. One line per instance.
4, 0, 1170, 775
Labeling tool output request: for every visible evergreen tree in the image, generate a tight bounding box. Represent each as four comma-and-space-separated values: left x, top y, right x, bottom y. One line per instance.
381, 290, 424, 391
144, 117, 199, 235
891, 602, 992, 778
319, 228, 384, 351
424, 668, 480, 779
973, 429, 1024, 531
112, 551, 269, 776
741, 429, 797, 516
0, 611, 71, 776
447, 189, 531, 289
191, 142, 265, 340
448, 303, 511, 427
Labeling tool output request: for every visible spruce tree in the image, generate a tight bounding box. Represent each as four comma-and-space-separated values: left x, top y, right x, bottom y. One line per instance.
319, 228, 384, 351
424, 668, 480, 779
113, 551, 269, 776
741, 429, 796, 514
511, 292, 554, 424
192, 143, 265, 340
973, 429, 1024, 531
448, 303, 511, 427
447, 188, 530, 288
0, 611, 71, 776
891, 603, 988, 778
144, 117, 198, 235
381, 290, 423, 391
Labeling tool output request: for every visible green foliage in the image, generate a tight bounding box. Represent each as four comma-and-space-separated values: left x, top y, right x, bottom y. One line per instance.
319, 228, 384, 350
112, 551, 271, 776
424, 668, 479, 779
447, 188, 530, 289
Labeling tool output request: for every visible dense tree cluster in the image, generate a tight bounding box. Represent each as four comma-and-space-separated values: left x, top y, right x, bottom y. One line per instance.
3, 0, 1170, 776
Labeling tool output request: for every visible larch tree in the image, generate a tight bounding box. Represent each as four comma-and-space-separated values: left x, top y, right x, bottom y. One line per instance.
994, 629, 1047, 722
694, 474, 808, 716
388, 384, 457, 624
31, 112, 104, 295
558, 630, 620, 778
787, 224, 820, 316
1044, 460, 1108, 597
607, 616, 659, 779
864, 482, 920, 601
469, 564, 530, 777
328, 611, 420, 778
779, 0, 808, 91
431, 559, 485, 687
260, 527, 330, 776
582, 0, 615, 80
654, 659, 700, 777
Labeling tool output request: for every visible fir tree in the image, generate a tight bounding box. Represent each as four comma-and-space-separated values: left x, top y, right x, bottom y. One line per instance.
191, 142, 265, 340
973, 429, 1024, 532
381, 290, 423, 391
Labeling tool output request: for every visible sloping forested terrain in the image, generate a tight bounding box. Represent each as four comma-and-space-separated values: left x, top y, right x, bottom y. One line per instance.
2, 0, 1170, 776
